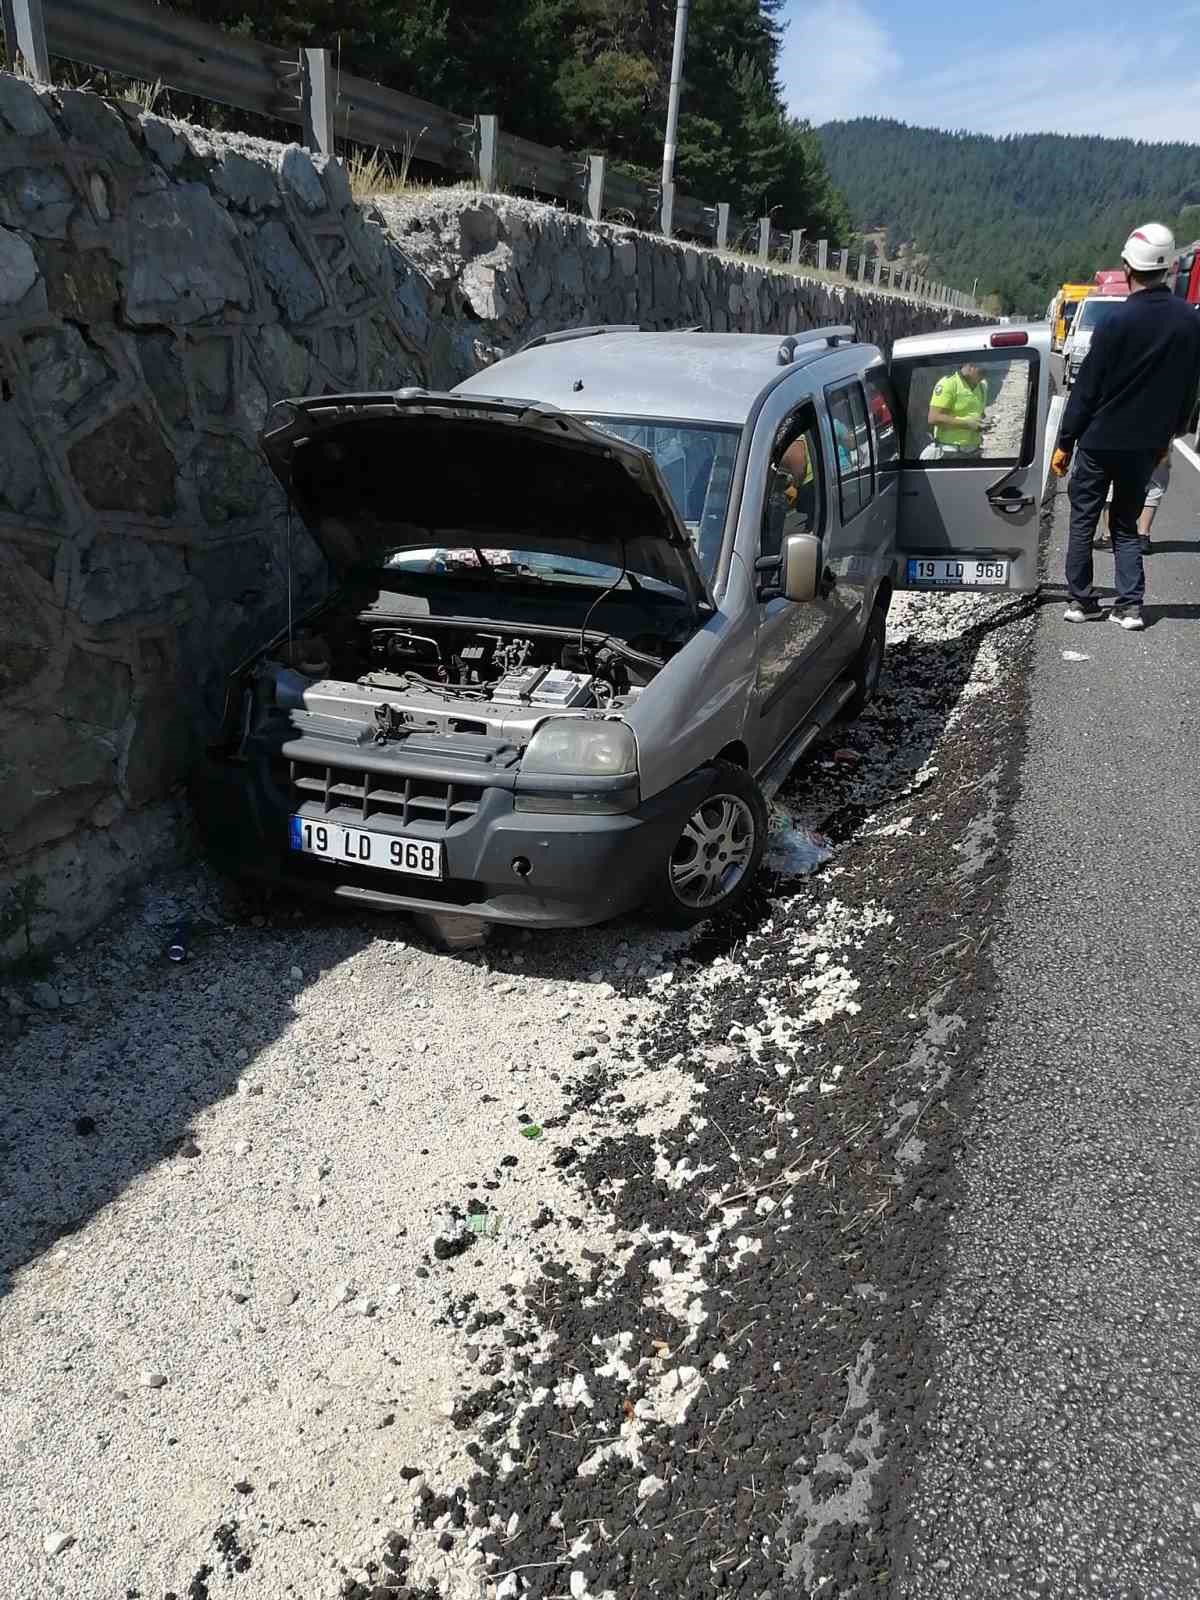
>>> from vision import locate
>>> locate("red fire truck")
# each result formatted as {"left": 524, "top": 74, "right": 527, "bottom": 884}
{"left": 1173, "top": 241, "right": 1200, "bottom": 305}
{"left": 1092, "top": 268, "right": 1130, "bottom": 296}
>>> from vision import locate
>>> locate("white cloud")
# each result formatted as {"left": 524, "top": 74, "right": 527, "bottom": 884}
{"left": 777, "top": 0, "right": 900, "bottom": 126}
{"left": 779, "top": 2, "right": 1200, "bottom": 141}
{"left": 888, "top": 35, "right": 1200, "bottom": 141}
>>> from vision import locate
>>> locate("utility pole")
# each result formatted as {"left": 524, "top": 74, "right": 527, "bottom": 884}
{"left": 660, "top": 0, "right": 690, "bottom": 203}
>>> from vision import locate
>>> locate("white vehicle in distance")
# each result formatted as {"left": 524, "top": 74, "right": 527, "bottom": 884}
{"left": 1062, "top": 295, "right": 1128, "bottom": 388}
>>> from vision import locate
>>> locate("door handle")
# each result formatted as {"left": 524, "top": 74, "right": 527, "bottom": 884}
{"left": 987, "top": 486, "right": 1034, "bottom": 514}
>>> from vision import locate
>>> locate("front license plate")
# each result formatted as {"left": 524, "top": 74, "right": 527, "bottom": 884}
{"left": 907, "top": 557, "right": 1009, "bottom": 587}
{"left": 288, "top": 816, "right": 444, "bottom": 879}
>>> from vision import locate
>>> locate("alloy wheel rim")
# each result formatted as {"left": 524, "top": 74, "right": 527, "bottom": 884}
{"left": 669, "top": 794, "right": 756, "bottom": 908}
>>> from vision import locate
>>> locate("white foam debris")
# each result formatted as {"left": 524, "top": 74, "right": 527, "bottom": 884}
{"left": 592, "top": 1331, "right": 636, "bottom": 1381}
{"left": 644, "top": 1363, "right": 704, "bottom": 1425}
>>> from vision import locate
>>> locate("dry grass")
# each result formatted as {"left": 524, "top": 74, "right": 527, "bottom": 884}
{"left": 347, "top": 147, "right": 406, "bottom": 201}
{"left": 346, "top": 120, "right": 431, "bottom": 200}
{"left": 123, "top": 77, "right": 164, "bottom": 113}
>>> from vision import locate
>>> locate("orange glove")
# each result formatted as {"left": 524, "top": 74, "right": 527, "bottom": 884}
{"left": 1050, "top": 447, "right": 1072, "bottom": 478}
{"left": 784, "top": 481, "right": 798, "bottom": 507}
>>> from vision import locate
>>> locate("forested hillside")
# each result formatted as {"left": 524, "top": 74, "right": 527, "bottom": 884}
{"left": 167, "top": 0, "right": 850, "bottom": 241}
{"left": 819, "top": 118, "right": 1200, "bottom": 312}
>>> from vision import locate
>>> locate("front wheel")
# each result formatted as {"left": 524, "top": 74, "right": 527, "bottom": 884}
{"left": 651, "top": 760, "right": 768, "bottom": 928}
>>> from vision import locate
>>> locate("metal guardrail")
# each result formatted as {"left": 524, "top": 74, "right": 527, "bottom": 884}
{"left": 1, "top": 0, "right": 978, "bottom": 309}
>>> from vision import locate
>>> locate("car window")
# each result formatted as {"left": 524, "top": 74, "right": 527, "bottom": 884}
{"left": 864, "top": 369, "right": 900, "bottom": 469}
{"left": 1076, "top": 300, "right": 1123, "bottom": 332}
{"left": 847, "top": 382, "right": 874, "bottom": 505}
{"left": 761, "top": 404, "right": 824, "bottom": 568}
{"left": 892, "top": 350, "right": 1035, "bottom": 466}
{"left": 582, "top": 417, "right": 740, "bottom": 581}
{"left": 826, "top": 384, "right": 868, "bottom": 521}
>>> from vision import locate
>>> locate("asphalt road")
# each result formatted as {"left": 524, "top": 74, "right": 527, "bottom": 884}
{"left": 899, "top": 445, "right": 1200, "bottom": 1598}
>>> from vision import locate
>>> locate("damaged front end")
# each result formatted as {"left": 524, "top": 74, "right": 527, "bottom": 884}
{"left": 193, "top": 390, "right": 713, "bottom": 927}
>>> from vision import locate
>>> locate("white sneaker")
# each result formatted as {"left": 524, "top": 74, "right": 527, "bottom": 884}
{"left": 1109, "top": 604, "right": 1145, "bottom": 631}
{"left": 1063, "top": 600, "right": 1101, "bottom": 623}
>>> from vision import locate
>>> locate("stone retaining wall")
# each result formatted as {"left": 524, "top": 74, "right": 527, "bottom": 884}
{"left": 0, "top": 72, "right": 980, "bottom": 956}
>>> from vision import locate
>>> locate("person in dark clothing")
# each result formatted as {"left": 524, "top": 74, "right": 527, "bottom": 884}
{"left": 1051, "top": 222, "right": 1200, "bottom": 631}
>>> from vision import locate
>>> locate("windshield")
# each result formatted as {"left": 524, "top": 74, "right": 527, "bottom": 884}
{"left": 372, "top": 414, "right": 738, "bottom": 595}
{"left": 582, "top": 417, "right": 740, "bottom": 580}
{"left": 1075, "top": 299, "right": 1123, "bottom": 332}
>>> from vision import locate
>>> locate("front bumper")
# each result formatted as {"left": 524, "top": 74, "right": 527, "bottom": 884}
{"left": 192, "top": 751, "right": 708, "bottom": 929}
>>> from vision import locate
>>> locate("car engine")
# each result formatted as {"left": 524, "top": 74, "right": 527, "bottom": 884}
{"left": 362, "top": 625, "right": 610, "bottom": 707}
{"left": 244, "top": 616, "right": 670, "bottom": 752}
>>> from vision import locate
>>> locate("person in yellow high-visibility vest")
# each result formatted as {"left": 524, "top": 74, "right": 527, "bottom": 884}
{"left": 926, "top": 361, "right": 989, "bottom": 457}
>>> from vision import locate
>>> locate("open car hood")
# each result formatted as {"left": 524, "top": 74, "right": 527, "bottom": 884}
{"left": 259, "top": 390, "right": 713, "bottom": 608}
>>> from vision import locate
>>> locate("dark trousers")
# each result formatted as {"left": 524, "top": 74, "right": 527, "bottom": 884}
{"left": 1066, "top": 448, "right": 1158, "bottom": 607}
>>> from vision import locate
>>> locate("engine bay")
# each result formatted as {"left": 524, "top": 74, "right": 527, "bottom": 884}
{"left": 290, "top": 610, "right": 668, "bottom": 703}
{"left": 241, "top": 609, "right": 675, "bottom": 753}
{"left": 359, "top": 619, "right": 651, "bottom": 710}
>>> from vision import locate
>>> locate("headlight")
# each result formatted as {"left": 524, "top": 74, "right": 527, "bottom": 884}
{"left": 515, "top": 718, "right": 639, "bottom": 814}
{"left": 522, "top": 717, "right": 636, "bottom": 775}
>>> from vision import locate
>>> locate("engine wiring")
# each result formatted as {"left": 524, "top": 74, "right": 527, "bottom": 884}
{"left": 578, "top": 537, "right": 628, "bottom": 670}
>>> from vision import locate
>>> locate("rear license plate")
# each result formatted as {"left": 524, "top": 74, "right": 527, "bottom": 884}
{"left": 288, "top": 816, "right": 444, "bottom": 879}
{"left": 907, "top": 557, "right": 1008, "bottom": 587}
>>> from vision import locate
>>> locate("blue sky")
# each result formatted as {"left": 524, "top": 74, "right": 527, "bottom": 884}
{"left": 778, "top": 0, "right": 1200, "bottom": 141}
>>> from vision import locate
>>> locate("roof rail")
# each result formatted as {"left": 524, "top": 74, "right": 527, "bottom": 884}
{"left": 776, "top": 326, "right": 856, "bottom": 364}
{"left": 517, "top": 323, "right": 640, "bottom": 355}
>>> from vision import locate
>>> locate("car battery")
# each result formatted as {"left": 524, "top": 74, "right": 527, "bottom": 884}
{"left": 529, "top": 670, "right": 596, "bottom": 708}
{"left": 491, "top": 665, "right": 550, "bottom": 703}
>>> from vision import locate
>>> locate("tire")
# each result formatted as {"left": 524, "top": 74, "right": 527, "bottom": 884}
{"left": 842, "top": 600, "right": 887, "bottom": 720}
{"left": 651, "top": 760, "right": 768, "bottom": 928}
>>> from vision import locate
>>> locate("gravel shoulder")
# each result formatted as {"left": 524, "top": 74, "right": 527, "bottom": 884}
{"left": 2, "top": 580, "right": 1037, "bottom": 1600}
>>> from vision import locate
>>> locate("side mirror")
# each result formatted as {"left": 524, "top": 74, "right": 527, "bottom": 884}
{"left": 781, "top": 531, "right": 821, "bottom": 603}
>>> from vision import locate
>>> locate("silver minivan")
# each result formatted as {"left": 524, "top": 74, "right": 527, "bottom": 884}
{"left": 195, "top": 322, "right": 1050, "bottom": 928}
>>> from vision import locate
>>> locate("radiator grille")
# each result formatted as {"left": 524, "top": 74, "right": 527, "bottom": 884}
{"left": 277, "top": 758, "right": 483, "bottom": 834}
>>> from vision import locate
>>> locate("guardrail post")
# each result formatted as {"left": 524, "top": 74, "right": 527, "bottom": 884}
{"left": 858, "top": 253, "right": 868, "bottom": 283}
{"left": 757, "top": 217, "right": 770, "bottom": 262}
{"left": 299, "top": 47, "right": 334, "bottom": 158}
{"left": 873, "top": 257, "right": 883, "bottom": 288}
{"left": 837, "top": 248, "right": 848, "bottom": 276}
{"left": 474, "top": 114, "right": 499, "bottom": 191}
{"left": 661, "top": 181, "right": 675, "bottom": 238}
{"left": 2, "top": 0, "right": 50, "bottom": 81}
{"left": 587, "top": 155, "right": 606, "bottom": 223}
{"left": 716, "top": 202, "right": 730, "bottom": 251}
{"left": 789, "top": 228, "right": 804, "bottom": 266}
{"left": 817, "top": 238, "right": 828, "bottom": 271}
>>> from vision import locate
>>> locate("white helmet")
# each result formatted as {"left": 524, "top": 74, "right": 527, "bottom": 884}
{"left": 1121, "top": 222, "right": 1175, "bottom": 273}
